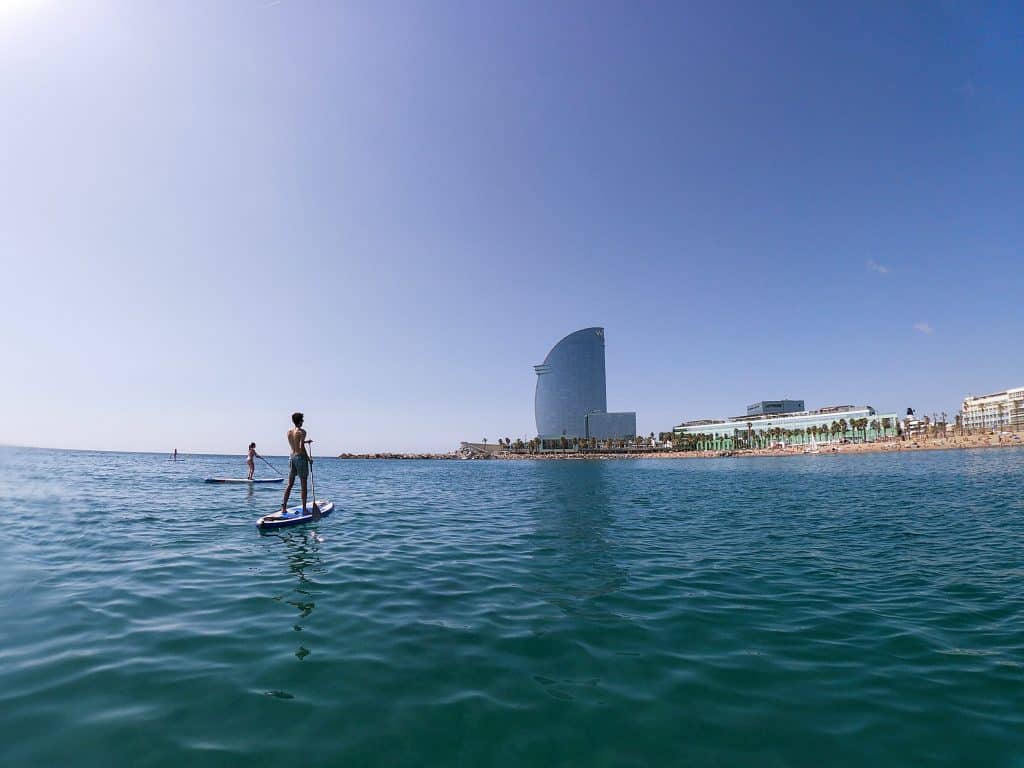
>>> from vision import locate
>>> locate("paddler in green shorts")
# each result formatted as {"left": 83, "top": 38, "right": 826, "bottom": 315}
{"left": 280, "top": 412, "right": 312, "bottom": 515}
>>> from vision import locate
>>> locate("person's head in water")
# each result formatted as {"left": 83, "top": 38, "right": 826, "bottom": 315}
{"left": 292, "top": 412, "right": 304, "bottom": 427}
{"left": 249, "top": 442, "right": 256, "bottom": 451}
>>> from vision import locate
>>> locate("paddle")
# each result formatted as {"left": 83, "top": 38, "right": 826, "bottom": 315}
{"left": 305, "top": 440, "right": 321, "bottom": 520}
{"left": 258, "top": 454, "right": 284, "bottom": 477}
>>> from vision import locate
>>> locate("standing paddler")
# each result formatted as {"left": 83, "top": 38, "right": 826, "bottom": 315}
{"left": 280, "top": 412, "right": 313, "bottom": 516}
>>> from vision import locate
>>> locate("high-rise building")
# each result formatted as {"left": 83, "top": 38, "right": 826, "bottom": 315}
{"left": 961, "top": 387, "right": 1024, "bottom": 431}
{"left": 534, "top": 327, "right": 636, "bottom": 439}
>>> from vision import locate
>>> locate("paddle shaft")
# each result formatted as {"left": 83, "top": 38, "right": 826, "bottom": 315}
{"left": 258, "top": 455, "right": 284, "bottom": 476}
{"left": 306, "top": 440, "right": 321, "bottom": 519}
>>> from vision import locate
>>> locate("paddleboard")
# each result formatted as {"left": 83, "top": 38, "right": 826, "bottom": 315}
{"left": 205, "top": 477, "right": 284, "bottom": 484}
{"left": 257, "top": 500, "right": 334, "bottom": 530}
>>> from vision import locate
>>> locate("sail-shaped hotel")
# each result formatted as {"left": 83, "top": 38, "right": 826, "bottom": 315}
{"left": 534, "top": 327, "right": 636, "bottom": 440}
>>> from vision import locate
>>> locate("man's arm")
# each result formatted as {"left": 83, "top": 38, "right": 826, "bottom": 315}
{"left": 299, "top": 429, "right": 309, "bottom": 459}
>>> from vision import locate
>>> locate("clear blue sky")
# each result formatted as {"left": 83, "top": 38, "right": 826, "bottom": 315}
{"left": 2, "top": 1, "right": 1022, "bottom": 454}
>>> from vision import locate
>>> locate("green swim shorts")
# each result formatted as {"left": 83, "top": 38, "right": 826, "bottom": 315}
{"left": 288, "top": 453, "right": 309, "bottom": 479}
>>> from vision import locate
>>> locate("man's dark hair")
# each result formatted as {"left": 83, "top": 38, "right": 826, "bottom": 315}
{"left": 292, "top": 412, "right": 304, "bottom": 426}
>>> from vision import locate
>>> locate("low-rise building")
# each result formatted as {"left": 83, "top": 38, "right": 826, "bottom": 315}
{"left": 961, "top": 387, "right": 1024, "bottom": 432}
{"left": 902, "top": 413, "right": 930, "bottom": 439}
{"left": 585, "top": 411, "right": 637, "bottom": 440}
{"left": 673, "top": 402, "right": 899, "bottom": 450}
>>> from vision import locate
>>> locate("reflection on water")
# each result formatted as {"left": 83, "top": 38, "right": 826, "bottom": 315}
{"left": 527, "top": 461, "right": 628, "bottom": 617}
{"left": 269, "top": 529, "right": 323, "bottom": 661}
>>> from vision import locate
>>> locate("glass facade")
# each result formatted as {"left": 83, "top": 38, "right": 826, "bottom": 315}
{"left": 534, "top": 328, "right": 608, "bottom": 438}
{"left": 585, "top": 411, "right": 637, "bottom": 440}
{"left": 747, "top": 400, "right": 804, "bottom": 416}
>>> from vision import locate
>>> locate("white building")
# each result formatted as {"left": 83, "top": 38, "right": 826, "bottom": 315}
{"left": 674, "top": 404, "right": 899, "bottom": 448}
{"left": 961, "top": 387, "right": 1024, "bottom": 432}
{"left": 902, "top": 414, "right": 930, "bottom": 438}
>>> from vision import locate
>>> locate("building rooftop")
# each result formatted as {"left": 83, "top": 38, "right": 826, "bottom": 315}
{"left": 746, "top": 399, "right": 805, "bottom": 417}
{"left": 724, "top": 405, "right": 864, "bottom": 423}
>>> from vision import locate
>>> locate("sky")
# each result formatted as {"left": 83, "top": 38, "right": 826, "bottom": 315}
{"left": 1, "top": 0, "right": 1022, "bottom": 455}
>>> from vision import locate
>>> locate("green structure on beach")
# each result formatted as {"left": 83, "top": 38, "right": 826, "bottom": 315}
{"left": 674, "top": 402, "right": 900, "bottom": 451}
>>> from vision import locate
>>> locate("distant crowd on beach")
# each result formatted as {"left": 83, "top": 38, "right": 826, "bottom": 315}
{"left": 492, "top": 431, "right": 1024, "bottom": 460}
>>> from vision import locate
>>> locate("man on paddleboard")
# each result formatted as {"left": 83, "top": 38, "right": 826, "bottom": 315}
{"left": 280, "top": 412, "right": 312, "bottom": 514}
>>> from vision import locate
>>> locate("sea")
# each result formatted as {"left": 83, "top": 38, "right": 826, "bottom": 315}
{"left": 1, "top": 446, "right": 1022, "bottom": 767}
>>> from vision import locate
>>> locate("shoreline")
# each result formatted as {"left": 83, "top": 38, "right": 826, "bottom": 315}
{"left": 339, "top": 434, "right": 1024, "bottom": 461}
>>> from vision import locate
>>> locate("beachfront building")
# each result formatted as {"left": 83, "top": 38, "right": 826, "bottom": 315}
{"left": 534, "top": 327, "right": 636, "bottom": 440}
{"left": 902, "top": 413, "right": 930, "bottom": 439}
{"left": 673, "top": 403, "right": 899, "bottom": 451}
{"left": 961, "top": 387, "right": 1024, "bottom": 432}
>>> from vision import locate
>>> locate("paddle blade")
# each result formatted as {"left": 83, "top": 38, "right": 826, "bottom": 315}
{"left": 312, "top": 502, "right": 321, "bottom": 520}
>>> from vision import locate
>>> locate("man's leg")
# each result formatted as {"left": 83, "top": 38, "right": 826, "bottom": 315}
{"left": 282, "top": 471, "right": 295, "bottom": 511}
{"left": 299, "top": 474, "right": 308, "bottom": 514}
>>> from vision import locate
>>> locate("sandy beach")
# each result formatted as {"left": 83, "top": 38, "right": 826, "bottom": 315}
{"left": 334, "top": 433, "right": 1024, "bottom": 461}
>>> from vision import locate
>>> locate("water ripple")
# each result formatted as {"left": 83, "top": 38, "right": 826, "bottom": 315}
{"left": 2, "top": 447, "right": 1023, "bottom": 766}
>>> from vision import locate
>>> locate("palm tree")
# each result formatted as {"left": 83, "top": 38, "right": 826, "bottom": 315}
{"left": 881, "top": 417, "right": 892, "bottom": 438}
{"left": 870, "top": 420, "right": 880, "bottom": 441}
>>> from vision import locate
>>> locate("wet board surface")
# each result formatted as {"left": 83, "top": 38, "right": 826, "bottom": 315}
{"left": 204, "top": 477, "right": 284, "bottom": 484}
{"left": 257, "top": 500, "right": 334, "bottom": 530}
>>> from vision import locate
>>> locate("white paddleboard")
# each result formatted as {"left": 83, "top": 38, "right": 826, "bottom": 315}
{"left": 257, "top": 500, "right": 334, "bottom": 530}
{"left": 205, "top": 477, "right": 284, "bottom": 484}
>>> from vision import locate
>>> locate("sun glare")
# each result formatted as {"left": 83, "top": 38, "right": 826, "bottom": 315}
{"left": 0, "top": 0, "right": 47, "bottom": 26}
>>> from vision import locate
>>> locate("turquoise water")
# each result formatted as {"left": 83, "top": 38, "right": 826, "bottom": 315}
{"left": 2, "top": 447, "right": 1022, "bottom": 767}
